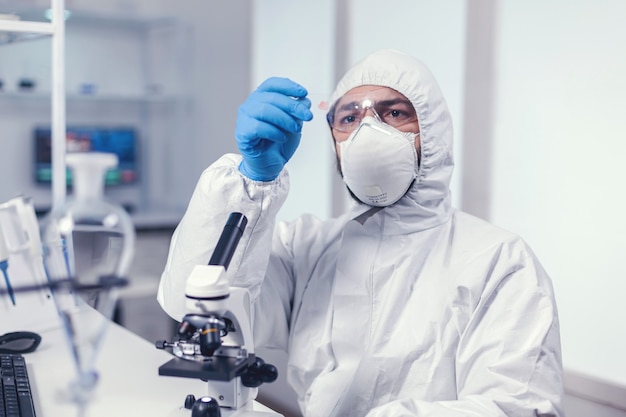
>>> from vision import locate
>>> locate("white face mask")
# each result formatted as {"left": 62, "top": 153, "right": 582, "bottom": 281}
{"left": 338, "top": 116, "right": 419, "bottom": 207}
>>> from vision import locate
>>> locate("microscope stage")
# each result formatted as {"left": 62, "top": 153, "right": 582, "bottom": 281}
{"left": 159, "top": 354, "right": 256, "bottom": 382}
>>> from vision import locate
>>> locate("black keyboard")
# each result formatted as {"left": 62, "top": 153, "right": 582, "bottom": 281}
{"left": 0, "top": 354, "right": 36, "bottom": 417}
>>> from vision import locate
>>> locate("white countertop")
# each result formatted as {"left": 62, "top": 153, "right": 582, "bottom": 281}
{"left": 3, "top": 296, "right": 279, "bottom": 417}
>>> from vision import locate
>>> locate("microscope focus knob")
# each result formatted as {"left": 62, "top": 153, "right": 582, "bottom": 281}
{"left": 260, "top": 363, "right": 278, "bottom": 383}
{"left": 184, "top": 394, "right": 196, "bottom": 410}
{"left": 191, "top": 396, "right": 221, "bottom": 417}
{"left": 241, "top": 357, "right": 278, "bottom": 387}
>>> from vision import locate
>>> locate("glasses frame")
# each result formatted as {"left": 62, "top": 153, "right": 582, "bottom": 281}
{"left": 326, "top": 97, "right": 418, "bottom": 134}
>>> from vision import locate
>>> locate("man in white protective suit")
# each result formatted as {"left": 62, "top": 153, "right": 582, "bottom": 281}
{"left": 157, "top": 49, "right": 565, "bottom": 417}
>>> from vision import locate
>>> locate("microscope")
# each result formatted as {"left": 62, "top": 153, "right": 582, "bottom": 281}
{"left": 156, "top": 213, "right": 281, "bottom": 417}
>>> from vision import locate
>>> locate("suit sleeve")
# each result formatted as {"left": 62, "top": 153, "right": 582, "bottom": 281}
{"left": 156, "top": 153, "right": 290, "bottom": 321}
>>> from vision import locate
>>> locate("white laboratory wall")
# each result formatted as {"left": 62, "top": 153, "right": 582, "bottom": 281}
{"left": 168, "top": 0, "right": 253, "bottom": 183}
{"left": 491, "top": 0, "right": 626, "bottom": 386}
{"left": 251, "top": 1, "right": 337, "bottom": 223}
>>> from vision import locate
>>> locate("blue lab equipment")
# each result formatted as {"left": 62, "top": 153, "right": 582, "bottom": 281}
{"left": 0, "top": 225, "right": 15, "bottom": 305}
{"left": 0, "top": 259, "right": 14, "bottom": 305}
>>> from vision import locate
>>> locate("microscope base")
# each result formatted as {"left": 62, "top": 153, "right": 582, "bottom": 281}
{"left": 167, "top": 407, "right": 282, "bottom": 417}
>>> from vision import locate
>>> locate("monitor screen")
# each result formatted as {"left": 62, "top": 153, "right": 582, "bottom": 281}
{"left": 34, "top": 126, "right": 139, "bottom": 186}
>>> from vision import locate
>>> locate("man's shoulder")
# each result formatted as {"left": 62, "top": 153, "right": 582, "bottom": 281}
{"left": 450, "top": 209, "right": 527, "bottom": 250}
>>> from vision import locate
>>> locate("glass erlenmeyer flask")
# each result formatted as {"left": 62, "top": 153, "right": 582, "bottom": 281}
{"left": 40, "top": 152, "right": 135, "bottom": 413}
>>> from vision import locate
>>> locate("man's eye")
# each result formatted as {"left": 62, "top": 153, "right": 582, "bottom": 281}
{"left": 381, "top": 110, "right": 398, "bottom": 120}
{"left": 385, "top": 109, "right": 410, "bottom": 121}
{"left": 340, "top": 115, "right": 357, "bottom": 124}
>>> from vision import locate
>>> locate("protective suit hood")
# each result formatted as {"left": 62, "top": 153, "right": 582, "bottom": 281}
{"left": 329, "top": 49, "right": 454, "bottom": 231}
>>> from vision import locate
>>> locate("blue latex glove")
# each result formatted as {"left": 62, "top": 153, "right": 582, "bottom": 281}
{"left": 236, "top": 77, "right": 313, "bottom": 181}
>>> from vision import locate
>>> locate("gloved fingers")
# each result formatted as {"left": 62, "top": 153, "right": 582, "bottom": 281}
{"left": 251, "top": 79, "right": 314, "bottom": 122}
{"left": 239, "top": 95, "right": 311, "bottom": 134}
{"left": 256, "top": 77, "right": 309, "bottom": 99}
{"left": 248, "top": 90, "right": 312, "bottom": 122}
{"left": 290, "top": 96, "right": 313, "bottom": 121}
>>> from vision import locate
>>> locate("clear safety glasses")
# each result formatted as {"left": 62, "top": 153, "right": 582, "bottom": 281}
{"left": 326, "top": 97, "right": 418, "bottom": 133}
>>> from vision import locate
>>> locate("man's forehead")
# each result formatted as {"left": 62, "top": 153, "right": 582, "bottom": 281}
{"left": 338, "top": 85, "right": 408, "bottom": 104}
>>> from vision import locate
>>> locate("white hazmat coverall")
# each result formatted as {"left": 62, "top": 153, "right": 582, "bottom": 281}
{"left": 158, "top": 49, "right": 564, "bottom": 417}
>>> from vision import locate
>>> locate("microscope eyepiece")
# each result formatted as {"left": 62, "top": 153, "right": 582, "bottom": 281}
{"left": 208, "top": 212, "right": 248, "bottom": 270}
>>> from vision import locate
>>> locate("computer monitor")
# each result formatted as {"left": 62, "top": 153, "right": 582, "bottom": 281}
{"left": 34, "top": 126, "right": 139, "bottom": 186}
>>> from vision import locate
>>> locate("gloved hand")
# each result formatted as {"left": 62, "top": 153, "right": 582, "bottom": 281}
{"left": 236, "top": 77, "right": 313, "bottom": 181}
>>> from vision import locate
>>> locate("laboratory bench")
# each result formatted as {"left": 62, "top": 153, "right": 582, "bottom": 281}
{"left": 2, "top": 295, "right": 280, "bottom": 417}
{"left": 20, "top": 311, "right": 278, "bottom": 416}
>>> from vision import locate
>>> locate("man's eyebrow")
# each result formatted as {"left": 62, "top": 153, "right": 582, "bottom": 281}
{"left": 336, "top": 101, "right": 360, "bottom": 112}
{"left": 377, "top": 98, "right": 412, "bottom": 107}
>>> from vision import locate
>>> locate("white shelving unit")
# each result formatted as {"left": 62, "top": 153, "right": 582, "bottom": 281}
{"left": 0, "top": 0, "right": 67, "bottom": 210}
{"left": 0, "top": 4, "right": 192, "bottom": 228}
